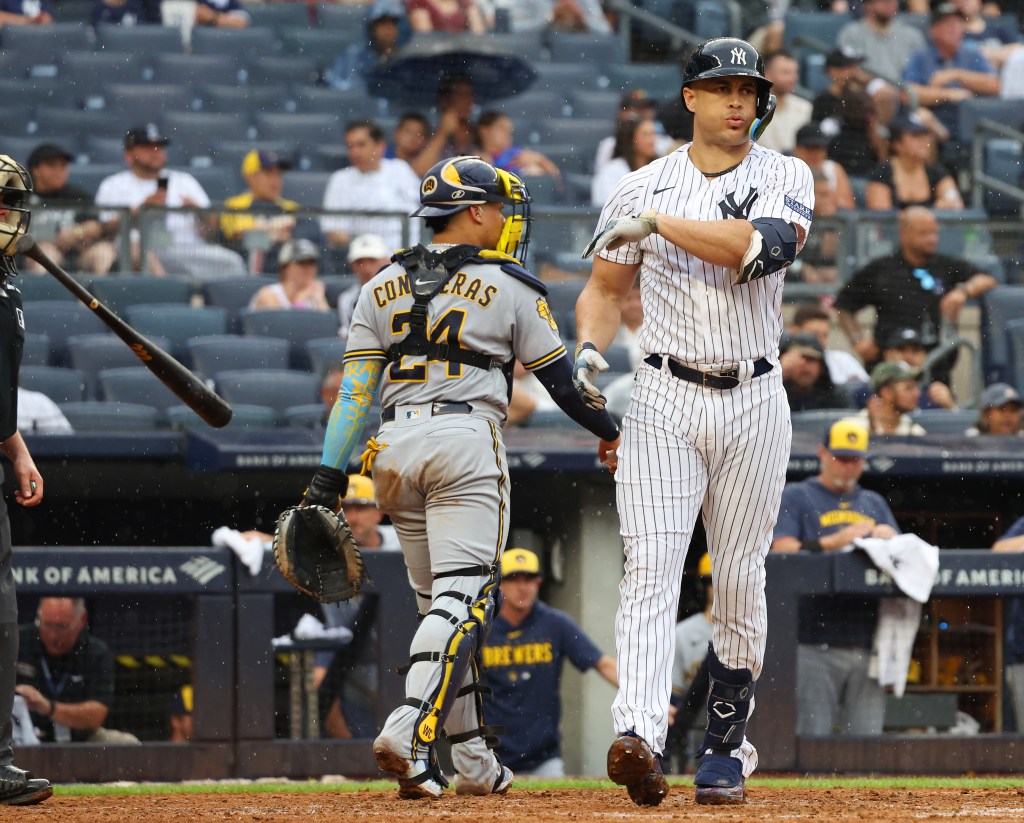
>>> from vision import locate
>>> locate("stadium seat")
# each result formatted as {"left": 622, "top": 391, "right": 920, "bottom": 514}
{"left": 983, "top": 141, "right": 1023, "bottom": 216}
{"left": 278, "top": 27, "right": 363, "bottom": 71}
{"left": 281, "top": 171, "right": 333, "bottom": 207}
{"left": 98, "top": 366, "right": 185, "bottom": 411}
{"left": 24, "top": 301, "right": 108, "bottom": 365}
{"left": 909, "top": 409, "right": 977, "bottom": 435}
{"left": 201, "top": 276, "right": 276, "bottom": 330}
{"left": 122, "top": 305, "right": 230, "bottom": 361}
{"left": 1008, "top": 318, "right": 1024, "bottom": 393}
{"left": 186, "top": 334, "right": 291, "bottom": 375}
{"left": 0, "top": 79, "right": 75, "bottom": 111}
{"left": 0, "top": 23, "right": 93, "bottom": 66}
{"left": 59, "top": 400, "right": 162, "bottom": 432}
{"left": 519, "top": 173, "right": 566, "bottom": 206}
{"left": 283, "top": 402, "right": 327, "bottom": 429}
{"left": 292, "top": 87, "right": 379, "bottom": 117}
{"left": 66, "top": 164, "right": 124, "bottom": 198}
{"left": 782, "top": 11, "right": 852, "bottom": 56}
{"left": 103, "top": 83, "right": 195, "bottom": 124}
{"left": 545, "top": 31, "right": 627, "bottom": 64}
{"left": 316, "top": 4, "right": 370, "bottom": 29}
{"left": 958, "top": 99, "right": 1024, "bottom": 145}
{"left": 569, "top": 90, "right": 621, "bottom": 121}
{"left": 160, "top": 112, "right": 251, "bottom": 159}
{"left": 305, "top": 337, "right": 347, "bottom": 376}
{"left": 67, "top": 332, "right": 173, "bottom": 399}
{"left": 484, "top": 31, "right": 547, "bottom": 63}
{"left": 602, "top": 344, "right": 633, "bottom": 373}
{"left": 17, "top": 275, "right": 82, "bottom": 302}
{"left": 214, "top": 368, "right": 321, "bottom": 416}
{"left": 34, "top": 108, "right": 121, "bottom": 144}
{"left": 532, "top": 62, "right": 601, "bottom": 94}
{"left": 320, "top": 274, "right": 358, "bottom": 307}
{"left": 255, "top": 113, "right": 344, "bottom": 147}
{"left": 246, "top": 56, "right": 319, "bottom": 87}
{"left": 238, "top": 308, "right": 341, "bottom": 369}
{"left": 492, "top": 89, "right": 569, "bottom": 123}
{"left": 22, "top": 333, "right": 52, "bottom": 367}
{"left": 151, "top": 53, "right": 243, "bottom": 87}
{"left": 80, "top": 135, "right": 128, "bottom": 164}
{"left": 980, "top": 286, "right": 1024, "bottom": 384}
{"left": 533, "top": 117, "right": 607, "bottom": 151}
{"left": 88, "top": 276, "right": 194, "bottom": 316}
{"left": 20, "top": 365, "right": 87, "bottom": 404}
{"left": 59, "top": 51, "right": 146, "bottom": 105}
{"left": 790, "top": 408, "right": 857, "bottom": 433}
{"left": 199, "top": 84, "right": 293, "bottom": 116}
{"left": 166, "top": 402, "right": 278, "bottom": 430}
{"left": 245, "top": 3, "right": 312, "bottom": 27}
{"left": 530, "top": 142, "right": 593, "bottom": 175}
{"left": 190, "top": 27, "right": 280, "bottom": 60}
{"left": 693, "top": 0, "right": 729, "bottom": 38}
{"left": 94, "top": 24, "right": 183, "bottom": 55}
{"left": 525, "top": 409, "right": 580, "bottom": 429}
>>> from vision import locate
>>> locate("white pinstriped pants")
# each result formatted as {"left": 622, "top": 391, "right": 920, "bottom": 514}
{"left": 611, "top": 359, "right": 791, "bottom": 775}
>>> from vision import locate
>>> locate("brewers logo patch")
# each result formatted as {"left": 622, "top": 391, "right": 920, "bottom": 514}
{"left": 536, "top": 298, "right": 557, "bottom": 331}
{"left": 421, "top": 176, "right": 437, "bottom": 196}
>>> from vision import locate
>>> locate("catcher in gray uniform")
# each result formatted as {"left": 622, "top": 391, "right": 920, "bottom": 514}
{"left": 297, "top": 156, "right": 620, "bottom": 800}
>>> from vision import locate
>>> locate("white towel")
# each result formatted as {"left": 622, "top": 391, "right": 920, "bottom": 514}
{"left": 853, "top": 534, "right": 939, "bottom": 603}
{"left": 271, "top": 614, "right": 354, "bottom": 648}
{"left": 211, "top": 526, "right": 266, "bottom": 577}
{"left": 10, "top": 694, "right": 39, "bottom": 747}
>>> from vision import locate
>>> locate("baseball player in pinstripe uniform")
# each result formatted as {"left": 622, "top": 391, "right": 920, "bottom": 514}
{"left": 574, "top": 38, "right": 814, "bottom": 806}
{"left": 300, "top": 156, "right": 619, "bottom": 800}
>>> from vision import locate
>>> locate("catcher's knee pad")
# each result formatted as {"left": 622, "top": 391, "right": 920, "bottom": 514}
{"left": 404, "top": 571, "right": 499, "bottom": 752}
{"left": 699, "top": 645, "right": 755, "bottom": 756}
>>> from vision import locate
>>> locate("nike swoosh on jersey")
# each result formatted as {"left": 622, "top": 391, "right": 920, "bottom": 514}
{"left": 653, "top": 186, "right": 673, "bottom": 195}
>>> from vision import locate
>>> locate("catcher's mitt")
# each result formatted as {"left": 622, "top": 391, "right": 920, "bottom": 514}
{"left": 273, "top": 504, "right": 365, "bottom": 603}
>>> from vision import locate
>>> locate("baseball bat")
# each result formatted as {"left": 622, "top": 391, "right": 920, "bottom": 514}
{"left": 15, "top": 234, "right": 233, "bottom": 429}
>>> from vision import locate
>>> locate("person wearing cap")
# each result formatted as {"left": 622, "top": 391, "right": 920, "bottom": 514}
{"left": 321, "top": 119, "right": 420, "bottom": 253}
{"left": 780, "top": 332, "right": 852, "bottom": 412}
{"left": 902, "top": 3, "right": 999, "bottom": 141}
{"left": 24, "top": 142, "right": 116, "bottom": 276}
{"left": 249, "top": 238, "right": 330, "bottom": 311}
{"left": 772, "top": 419, "right": 900, "bottom": 736}
{"left": 967, "top": 383, "right": 1024, "bottom": 436}
{"left": 167, "top": 685, "right": 193, "bottom": 743}
{"left": 858, "top": 360, "right": 927, "bottom": 435}
{"left": 325, "top": 1, "right": 408, "bottom": 93}
{"left": 879, "top": 327, "right": 957, "bottom": 411}
{"left": 220, "top": 150, "right": 299, "bottom": 275}
{"left": 194, "top": 0, "right": 249, "bottom": 28}
{"left": 835, "top": 206, "right": 996, "bottom": 381}
{"left": 865, "top": 113, "right": 963, "bottom": 211}
{"left": 594, "top": 89, "right": 672, "bottom": 173}
{"left": 337, "top": 233, "right": 391, "bottom": 341}
{"left": 811, "top": 49, "right": 885, "bottom": 178}
{"left": 789, "top": 302, "right": 867, "bottom": 386}
{"left": 590, "top": 114, "right": 660, "bottom": 206}
{"left": 95, "top": 123, "right": 246, "bottom": 276}
{"left": 755, "top": 51, "right": 812, "bottom": 155}
{"left": 480, "top": 548, "right": 616, "bottom": 777}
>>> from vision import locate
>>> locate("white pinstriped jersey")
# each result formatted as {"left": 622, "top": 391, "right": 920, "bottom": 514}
{"left": 595, "top": 143, "right": 814, "bottom": 368}
{"left": 344, "top": 245, "right": 566, "bottom": 417}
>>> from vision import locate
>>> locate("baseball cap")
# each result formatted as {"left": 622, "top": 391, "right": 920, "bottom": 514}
{"left": 795, "top": 122, "right": 829, "bottom": 148}
{"left": 241, "top": 149, "right": 291, "bottom": 177}
{"left": 697, "top": 553, "right": 712, "bottom": 578}
{"left": 347, "top": 233, "right": 389, "bottom": 263}
{"left": 277, "top": 238, "right": 320, "bottom": 266}
{"left": 168, "top": 685, "right": 193, "bottom": 716}
{"left": 825, "top": 48, "right": 864, "bottom": 69}
{"left": 343, "top": 474, "right": 376, "bottom": 506}
{"left": 781, "top": 332, "right": 824, "bottom": 361}
{"left": 27, "top": 143, "right": 73, "bottom": 168}
{"left": 124, "top": 123, "right": 170, "bottom": 150}
{"left": 980, "top": 382, "right": 1024, "bottom": 410}
{"left": 888, "top": 113, "right": 929, "bottom": 138}
{"left": 501, "top": 548, "right": 540, "bottom": 578}
{"left": 885, "top": 327, "right": 926, "bottom": 351}
{"left": 621, "top": 89, "right": 657, "bottom": 109}
{"left": 870, "top": 360, "right": 921, "bottom": 393}
{"left": 824, "top": 418, "right": 869, "bottom": 457}
{"left": 931, "top": 2, "right": 967, "bottom": 24}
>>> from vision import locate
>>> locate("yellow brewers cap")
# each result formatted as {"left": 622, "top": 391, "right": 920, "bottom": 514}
{"left": 697, "top": 553, "right": 712, "bottom": 577}
{"left": 343, "top": 474, "right": 375, "bottom": 506}
{"left": 824, "top": 418, "right": 869, "bottom": 457}
{"left": 501, "top": 548, "right": 540, "bottom": 577}
{"left": 241, "top": 149, "right": 290, "bottom": 177}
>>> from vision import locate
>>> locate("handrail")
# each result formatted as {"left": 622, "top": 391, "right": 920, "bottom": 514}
{"left": 604, "top": 0, "right": 703, "bottom": 51}
{"left": 922, "top": 335, "right": 984, "bottom": 409}
{"left": 970, "top": 117, "right": 1024, "bottom": 211}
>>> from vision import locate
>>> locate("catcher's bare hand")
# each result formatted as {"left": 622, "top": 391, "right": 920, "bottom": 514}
{"left": 582, "top": 209, "right": 659, "bottom": 259}
{"left": 573, "top": 342, "right": 609, "bottom": 409}
{"left": 599, "top": 434, "right": 620, "bottom": 473}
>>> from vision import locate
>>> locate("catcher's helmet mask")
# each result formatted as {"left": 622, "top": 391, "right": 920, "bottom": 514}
{"left": 413, "top": 156, "right": 532, "bottom": 261}
{"left": 681, "top": 37, "right": 775, "bottom": 123}
{"left": 0, "top": 155, "right": 32, "bottom": 277}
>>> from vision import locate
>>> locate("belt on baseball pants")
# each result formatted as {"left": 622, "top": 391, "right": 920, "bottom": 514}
{"left": 644, "top": 354, "right": 773, "bottom": 390}
{"left": 380, "top": 401, "right": 473, "bottom": 422}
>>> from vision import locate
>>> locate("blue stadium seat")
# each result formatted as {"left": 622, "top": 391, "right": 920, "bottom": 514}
{"left": 983, "top": 142, "right": 1023, "bottom": 216}
{"left": 199, "top": 84, "right": 293, "bottom": 116}
{"left": 190, "top": 26, "right": 280, "bottom": 59}
{"left": 166, "top": 402, "right": 278, "bottom": 430}
{"left": 103, "top": 83, "right": 195, "bottom": 124}
{"left": 602, "top": 344, "right": 633, "bottom": 372}
{"left": 81, "top": 135, "right": 128, "bottom": 165}
{"left": 180, "top": 166, "right": 237, "bottom": 202}
{"left": 67, "top": 332, "right": 173, "bottom": 399}
{"left": 214, "top": 368, "right": 321, "bottom": 416}
{"left": 600, "top": 62, "right": 680, "bottom": 99}
{"left": 122, "top": 305, "right": 230, "bottom": 361}
{"left": 484, "top": 31, "right": 547, "bottom": 63}
{"left": 59, "top": 400, "right": 162, "bottom": 431}
{"left": 305, "top": 337, "right": 347, "bottom": 376}
{"left": 278, "top": 27, "right": 363, "bottom": 70}
{"left": 533, "top": 117, "right": 607, "bottom": 151}
{"left": 492, "top": 89, "right": 569, "bottom": 122}
{"left": 17, "top": 275, "right": 81, "bottom": 302}
{"left": 201, "top": 276, "right": 276, "bottom": 331}
{"left": 530, "top": 142, "right": 593, "bottom": 175}
{"left": 532, "top": 63, "right": 601, "bottom": 94}
{"left": 980, "top": 286, "right": 1024, "bottom": 384}
{"left": 316, "top": 4, "right": 370, "bottom": 29}
{"left": 281, "top": 171, "right": 333, "bottom": 206}
{"left": 255, "top": 113, "right": 344, "bottom": 146}
{"left": 320, "top": 274, "right": 358, "bottom": 307}
{"left": 186, "top": 334, "right": 291, "bottom": 375}
{"left": 65, "top": 164, "right": 124, "bottom": 198}
{"left": 20, "top": 365, "right": 87, "bottom": 404}
{"left": 22, "top": 333, "right": 52, "bottom": 367}
{"left": 693, "top": 0, "right": 729, "bottom": 38}
{"left": 958, "top": 99, "right": 1024, "bottom": 144}
{"left": 292, "top": 87, "right": 379, "bottom": 117}
{"left": 519, "top": 173, "right": 565, "bottom": 206}
{"left": 59, "top": 51, "right": 147, "bottom": 105}
{"left": 95, "top": 24, "right": 183, "bottom": 55}
{"left": 782, "top": 11, "right": 852, "bottom": 56}
{"left": 790, "top": 409, "right": 857, "bottom": 433}
{"left": 245, "top": 4, "right": 313, "bottom": 27}
{"left": 238, "top": 308, "right": 340, "bottom": 369}
{"left": 542, "top": 280, "right": 584, "bottom": 323}
{"left": 151, "top": 53, "right": 243, "bottom": 87}
{"left": 0, "top": 79, "right": 75, "bottom": 111}
{"left": 1008, "top": 318, "right": 1024, "bottom": 393}
{"left": 0, "top": 23, "right": 93, "bottom": 65}
{"left": 246, "top": 56, "right": 319, "bottom": 87}
{"left": 88, "top": 275, "right": 194, "bottom": 316}
{"left": 160, "top": 112, "right": 250, "bottom": 159}
{"left": 569, "top": 90, "right": 621, "bottom": 121}
{"left": 545, "top": 31, "right": 627, "bottom": 64}
{"left": 283, "top": 402, "right": 327, "bottom": 429}
{"left": 34, "top": 108, "right": 121, "bottom": 144}
{"left": 97, "top": 366, "right": 184, "bottom": 411}
{"left": 909, "top": 409, "right": 977, "bottom": 435}
{"left": 23, "top": 301, "right": 108, "bottom": 365}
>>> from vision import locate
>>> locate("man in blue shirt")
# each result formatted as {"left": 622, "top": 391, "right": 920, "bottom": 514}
{"left": 902, "top": 3, "right": 999, "bottom": 141}
{"left": 771, "top": 419, "right": 900, "bottom": 736}
{"left": 481, "top": 548, "right": 616, "bottom": 777}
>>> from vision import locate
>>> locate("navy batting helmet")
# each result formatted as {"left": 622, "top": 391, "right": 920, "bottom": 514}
{"left": 413, "top": 156, "right": 532, "bottom": 260}
{"left": 681, "top": 37, "right": 774, "bottom": 119}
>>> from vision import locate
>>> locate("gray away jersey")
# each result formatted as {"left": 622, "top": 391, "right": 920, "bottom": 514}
{"left": 596, "top": 143, "right": 815, "bottom": 368}
{"left": 344, "top": 245, "right": 566, "bottom": 418}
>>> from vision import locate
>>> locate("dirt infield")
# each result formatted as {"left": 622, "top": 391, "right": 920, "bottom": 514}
{"left": 6, "top": 786, "right": 1024, "bottom": 822}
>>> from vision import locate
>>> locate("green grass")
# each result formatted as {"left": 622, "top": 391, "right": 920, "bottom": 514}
{"left": 51, "top": 775, "right": 1024, "bottom": 797}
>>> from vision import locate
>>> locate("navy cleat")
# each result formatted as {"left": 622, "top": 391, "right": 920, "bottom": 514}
{"left": 694, "top": 752, "right": 745, "bottom": 805}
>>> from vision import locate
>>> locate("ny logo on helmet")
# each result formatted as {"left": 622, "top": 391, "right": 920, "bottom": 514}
{"left": 731, "top": 47, "right": 747, "bottom": 65}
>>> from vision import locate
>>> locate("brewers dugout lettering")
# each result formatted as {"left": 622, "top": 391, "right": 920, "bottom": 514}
{"left": 575, "top": 38, "right": 814, "bottom": 806}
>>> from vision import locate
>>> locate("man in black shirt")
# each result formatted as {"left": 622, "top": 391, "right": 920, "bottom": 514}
{"left": 834, "top": 205, "right": 996, "bottom": 382}
{"left": 812, "top": 49, "right": 884, "bottom": 178}
{"left": 0, "top": 154, "right": 51, "bottom": 806}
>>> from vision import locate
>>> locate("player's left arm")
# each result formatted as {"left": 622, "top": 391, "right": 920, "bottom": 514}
{"left": 594, "top": 654, "right": 618, "bottom": 687}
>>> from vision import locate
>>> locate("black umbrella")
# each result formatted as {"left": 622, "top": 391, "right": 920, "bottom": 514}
{"left": 366, "top": 35, "right": 537, "bottom": 105}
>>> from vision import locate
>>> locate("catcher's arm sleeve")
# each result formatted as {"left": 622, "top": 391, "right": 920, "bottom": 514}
{"left": 533, "top": 353, "right": 619, "bottom": 441}
{"left": 320, "top": 357, "right": 384, "bottom": 469}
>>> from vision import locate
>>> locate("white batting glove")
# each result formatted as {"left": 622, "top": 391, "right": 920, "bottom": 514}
{"left": 582, "top": 209, "right": 659, "bottom": 259}
{"left": 572, "top": 342, "right": 609, "bottom": 409}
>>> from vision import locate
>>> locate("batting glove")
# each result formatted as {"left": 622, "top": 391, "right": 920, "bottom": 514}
{"left": 572, "top": 342, "right": 609, "bottom": 409}
{"left": 582, "top": 209, "right": 659, "bottom": 259}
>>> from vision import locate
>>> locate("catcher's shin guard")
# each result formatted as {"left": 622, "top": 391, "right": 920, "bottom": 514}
{"left": 699, "top": 645, "right": 755, "bottom": 755}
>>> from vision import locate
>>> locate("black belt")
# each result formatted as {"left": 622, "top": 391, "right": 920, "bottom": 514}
{"left": 381, "top": 401, "right": 473, "bottom": 422}
{"left": 644, "top": 354, "right": 773, "bottom": 390}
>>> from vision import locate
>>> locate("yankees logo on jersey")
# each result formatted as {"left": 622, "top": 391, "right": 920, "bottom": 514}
{"left": 718, "top": 188, "right": 759, "bottom": 221}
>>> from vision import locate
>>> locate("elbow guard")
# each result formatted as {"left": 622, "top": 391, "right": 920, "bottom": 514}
{"left": 736, "top": 218, "right": 799, "bottom": 285}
